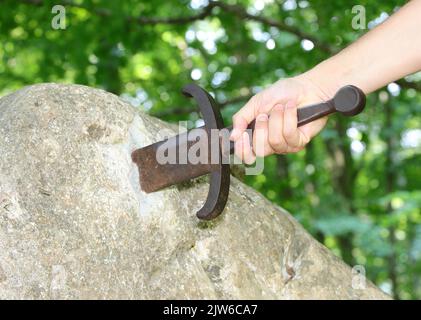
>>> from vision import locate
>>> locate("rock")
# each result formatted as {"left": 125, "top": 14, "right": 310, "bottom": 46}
{"left": 0, "top": 84, "right": 389, "bottom": 299}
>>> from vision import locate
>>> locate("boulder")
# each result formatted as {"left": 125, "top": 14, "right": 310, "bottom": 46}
{"left": 0, "top": 84, "right": 388, "bottom": 299}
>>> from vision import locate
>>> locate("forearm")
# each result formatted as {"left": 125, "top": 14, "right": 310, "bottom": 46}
{"left": 305, "top": 0, "right": 421, "bottom": 95}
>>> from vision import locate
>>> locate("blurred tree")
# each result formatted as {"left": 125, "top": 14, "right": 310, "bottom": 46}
{"left": 0, "top": 0, "right": 420, "bottom": 299}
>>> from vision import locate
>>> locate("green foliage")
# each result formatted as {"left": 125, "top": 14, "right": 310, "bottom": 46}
{"left": 0, "top": 0, "right": 420, "bottom": 299}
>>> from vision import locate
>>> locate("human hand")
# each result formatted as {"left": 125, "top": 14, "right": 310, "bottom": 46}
{"left": 230, "top": 74, "right": 337, "bottom": 164}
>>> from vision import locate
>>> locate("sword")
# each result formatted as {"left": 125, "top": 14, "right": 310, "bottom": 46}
{"left": 131, "top": 84, "right": 366, "bottom": 220}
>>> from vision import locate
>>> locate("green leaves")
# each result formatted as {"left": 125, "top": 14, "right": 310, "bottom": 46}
{"left": 0, "top": 0, "right": 420, "bottom": 299}
{"left": 315, "top": 215, "right": 371, "bottom": 236}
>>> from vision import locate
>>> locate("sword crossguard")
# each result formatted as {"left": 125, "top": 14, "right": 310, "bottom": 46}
{"left": 181, "top": 84, "right": 230, "bottom": 220}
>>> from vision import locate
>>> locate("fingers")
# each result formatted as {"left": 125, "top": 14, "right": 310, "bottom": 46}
{"left": 231, "top": 94, "right": 263, "bottom": 141}
{"left": 253, "top": 113, "right": 274, "bottom": 157}
{"left": 233, "top": 113, "right": 274, "bottom": 163}
{"left": 268, "top": 101, "right": 310, "bottom": 153}
{"left": 233, "top": 98, "right": 316, "bottom": 163}
{"left": 231, "top": 93, "right": 267, "bottom": 164}
{"left": 230, "top": 113, "right": 249, "bottom": 142}
{"left": 234, "top": 131, "right": 256, "bottom": 165}
{"left": 299, "top": 117, "right": 327, "bottom": 143}
{"left": 268, "top": 104, "right": 288, "bottom": 154}
{"left": 282, "top": 100, "right": 304, "bottom": 152}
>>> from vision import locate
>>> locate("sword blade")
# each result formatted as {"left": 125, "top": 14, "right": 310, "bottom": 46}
{"left": 131, "top": 128, "right": 213, "bottom": 193}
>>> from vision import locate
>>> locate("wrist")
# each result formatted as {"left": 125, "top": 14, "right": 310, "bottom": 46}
{"left": 300, "top": 60, "right": 345, "bottom": 100}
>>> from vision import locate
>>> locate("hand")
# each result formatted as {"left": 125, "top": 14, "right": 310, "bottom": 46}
{"left": 230, "top": 74, "right": 336, "bottom": 164}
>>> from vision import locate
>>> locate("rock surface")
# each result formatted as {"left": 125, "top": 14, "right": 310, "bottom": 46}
{"left": 0, "top": 84, "right": 389, "bottom": 299}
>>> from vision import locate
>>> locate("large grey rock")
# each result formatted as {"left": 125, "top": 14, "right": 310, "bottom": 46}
{"left": 0, "top": 84, "right": 388, "bottom": 299}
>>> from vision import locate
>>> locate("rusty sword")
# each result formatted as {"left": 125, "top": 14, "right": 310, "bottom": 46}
{"left": 131, "top": 83, "right": 366, "bottom": 220}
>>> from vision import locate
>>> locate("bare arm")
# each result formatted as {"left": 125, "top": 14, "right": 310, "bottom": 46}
{"left": 231, "top": 0, "right": 421, "bottom": 163}
{"left": 308, "top": 0, "right": 421, "bottom": 95}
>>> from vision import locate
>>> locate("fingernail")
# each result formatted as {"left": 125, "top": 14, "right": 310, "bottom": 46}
{"left": 243, "top": 131, "right": 253, "bottom": 147}
{"left": 256, "top": 113, "right": 268, "bottom": 122}
{"left": 230, "top": 128, "right": 240, "bottom": 140}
